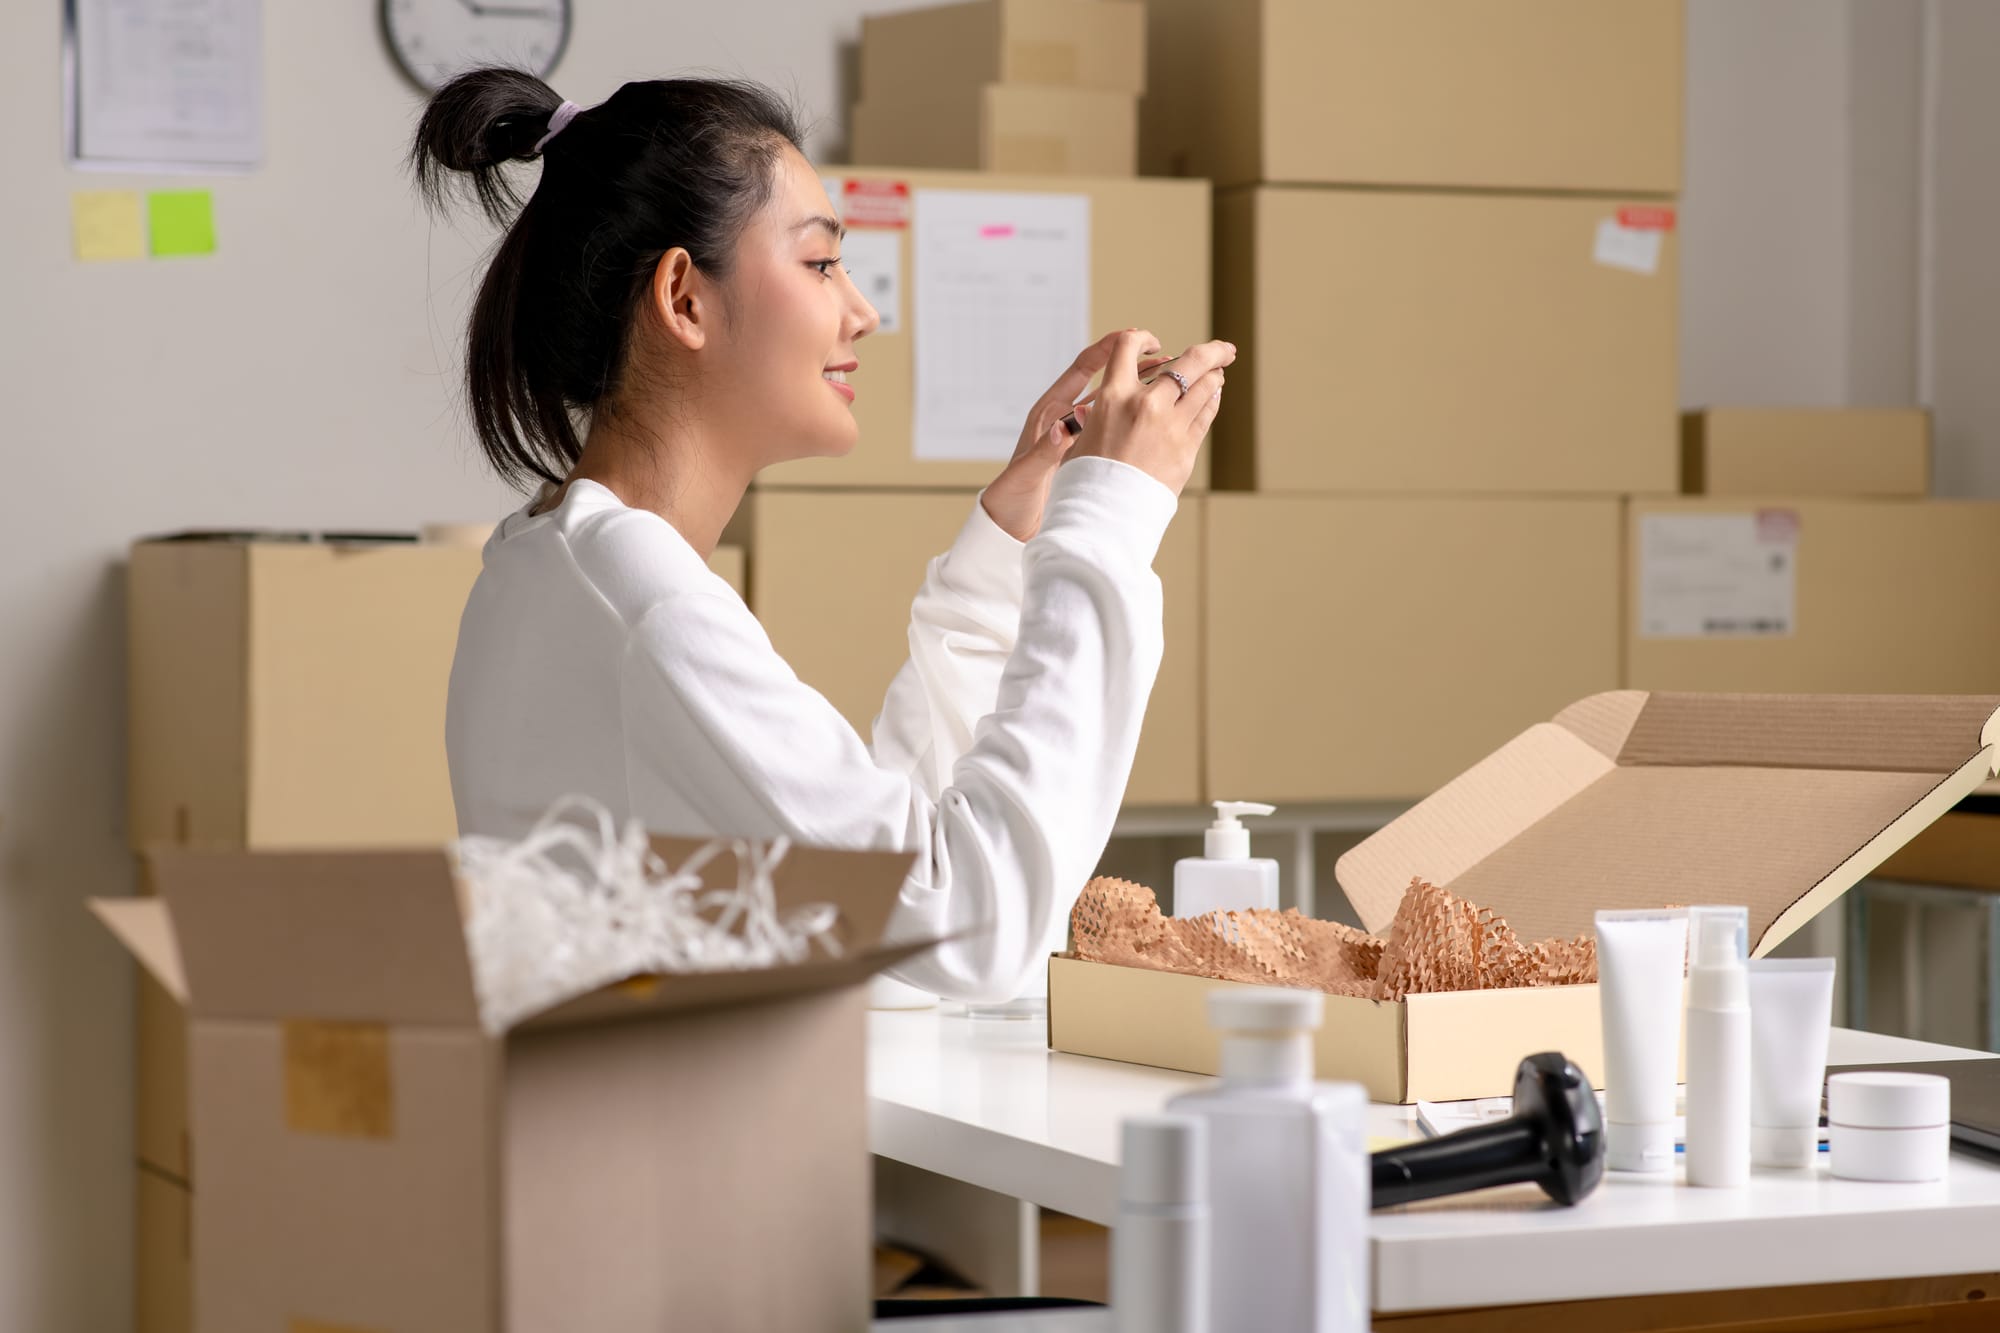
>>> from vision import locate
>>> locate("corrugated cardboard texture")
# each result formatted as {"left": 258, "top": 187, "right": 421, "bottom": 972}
{"left": 1210, "top": 188, "right": 1678, "bottom": 494}
{"left": 283, "top": 1021, "right": 394, "bottom": 1139}
{"left": 136, "top": 1168, "right": 190, "bottom": 1333}
{"left": 506, "top": 986, "right": 872, "bottom": 1332}
{"left": 853, "top": 86, "right": 1136, "bottom": 177}
{"left": 1046, "top": 954, "right": 1612, "bottom": 1103}
{"left": 1683, "top": 408, "right": 1931, "bottom": 497}
{"left": 757, "top": 168, "right": 1210, "bottom": 490}
{"left": 859, "top": 0, "right": 1146, "bottom": 100}
{"left": 127, "top": 540, "right": 480, "bottom": 851}
{"left": 750, "top": 490, "right": 1203, "bottom": 806}
{"left": 1205, "top": 496, "right": 1621, "bottom": 803}
{"left": 1626, "top": 498, "right": 2000, "bottom": 694}
{"left": 1337, "top": 692, "right": 2000, "bottom": 956}
{"left": 1140, "top": 0, "right": 1682, "bottom": 192}
{"left": 191, "top": 1022, "right": 499, "bottom": 1332}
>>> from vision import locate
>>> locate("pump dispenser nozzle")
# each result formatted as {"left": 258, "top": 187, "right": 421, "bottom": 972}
{"left": 1205, "top": 800, "right": 1276, "bottom": 860}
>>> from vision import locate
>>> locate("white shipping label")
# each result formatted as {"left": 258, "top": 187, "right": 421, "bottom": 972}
{"left": 911, "top": 189, "right": 1091, "bottom": 462}
{"left": 840, "top": 229, "right": 902, "bottom": 334}
{"left": 1594, "top": 218, "right": 1663, "bottom": 276}
{"left": 1639, "top": 512, "right": 1800, "bottom": 638}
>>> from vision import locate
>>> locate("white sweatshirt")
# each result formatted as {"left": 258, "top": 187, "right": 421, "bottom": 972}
{"left": 445, "top": 455, "right": 1177, "bottom": 1002}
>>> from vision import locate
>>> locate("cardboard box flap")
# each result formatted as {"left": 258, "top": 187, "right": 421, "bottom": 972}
{"left": 1338, "top": 693, "right": 2000, "bottom": 956}
{"left": 647, "top": 837, "right": 916, "bottom": 956}
{"left": 89, "top": 897, "right": 188, "bottom": 1003}
{"left": 146, "top": 846, "right": 481, "bottom": 1026}
{"left": 515, "top": 938, "right": 940, "bottom": 1034}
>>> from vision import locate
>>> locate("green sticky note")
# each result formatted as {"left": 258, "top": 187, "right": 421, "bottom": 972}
{"left": 147, "top": 191, "right": 216, "bottom": 257}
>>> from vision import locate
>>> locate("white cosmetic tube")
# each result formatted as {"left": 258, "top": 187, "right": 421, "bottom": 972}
{"left": 1748, "top": 957, "right": 1837, "bottom": 1168}
{"left": 1596, "top": 909, "right": 1690, "bottom": 1173}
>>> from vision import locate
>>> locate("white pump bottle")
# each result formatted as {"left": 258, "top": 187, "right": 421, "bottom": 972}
{"left": 1173, "top": 801, "right": 1279, "bottom": 918}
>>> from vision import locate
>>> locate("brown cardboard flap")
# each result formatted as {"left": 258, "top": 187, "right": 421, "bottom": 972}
{"left": 147, "top": 847, "right": 481, "bottom": 1026}
{"left": 648, "top": 837, "right": 916, "bottom": 956}
{"left": 1338, "top": 692, "right": 2000, "bottom": 955}
{"left": 516, "top": 939, "right": 939, "bottom": 1034}
{"left": 91, "top": 898, "right": 188, "bottom": 1003}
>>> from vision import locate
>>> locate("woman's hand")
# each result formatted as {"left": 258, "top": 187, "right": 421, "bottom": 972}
{"left": 1065, "top": 331, "right": 1234, "bottom": 497}
{"left": 980, "top": 330, "right": 1136, "bottom": 542}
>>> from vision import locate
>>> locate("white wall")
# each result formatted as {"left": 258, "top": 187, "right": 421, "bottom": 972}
{"left": 1678, "top": 0, "right": 1925, "bottom": 412}
{"left": 1929, "top": 0, "right": 2000, "bottom": 495}
{"left": 0, "top": 3, "right": 930, "bottom": 1328}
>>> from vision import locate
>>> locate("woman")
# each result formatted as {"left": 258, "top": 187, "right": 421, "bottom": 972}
{"left": 419, "top": 69, "right": 1232, "bottom": 1003}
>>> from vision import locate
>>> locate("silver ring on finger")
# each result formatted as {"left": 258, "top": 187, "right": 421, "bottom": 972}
{"left": 1163, "top": 370, "right": 1192, "bottom": 399}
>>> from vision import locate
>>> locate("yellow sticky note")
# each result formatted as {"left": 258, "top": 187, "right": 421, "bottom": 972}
{"left": 148, "top": 190, "right": 216, "bottom": 258}
{"left": 72, "top": 190, "right": 145, "bottom": 262}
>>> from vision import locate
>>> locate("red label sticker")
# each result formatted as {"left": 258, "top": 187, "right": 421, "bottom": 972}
{"left": 841, "top": 180, "right": 910, "bottom": 229}
{"left": 1617, "top": 206, "right": 1677, "bottom": 232}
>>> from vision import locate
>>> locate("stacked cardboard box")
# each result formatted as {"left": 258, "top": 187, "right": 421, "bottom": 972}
{"left": 1136, "top": 0, "right": 1684, "bottom": 802}
{"left": 122, "top": 533, "right": 744, "bottom": 1332}
{"left": 851, "top": 0, "right": 1146, "bottom": 176}
{"left": 1634, "top": 408, "right": 2000, "bottom": 700}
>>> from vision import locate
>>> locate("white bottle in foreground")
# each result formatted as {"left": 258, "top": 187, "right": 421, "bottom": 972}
{"left": 1173, "top": 801, "right": 1280, "bottom": 918}
{"left": 1113, "top": 1115, "right": 1209, "bottom": 1333}
{"left": 1166, "top": 988, "right": 1369, "bottom": 1332}
{"left": 1684, "top": 905, "right": 1752, "bottom": 1188}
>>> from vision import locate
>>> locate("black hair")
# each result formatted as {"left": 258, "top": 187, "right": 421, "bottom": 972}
{"left": 410, "top": 67, "right": 806, "bottom": 492}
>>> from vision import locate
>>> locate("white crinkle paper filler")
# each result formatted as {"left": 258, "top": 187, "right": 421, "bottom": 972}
{"left": 452, "top": 796, "right": 843, "bottom": 1033}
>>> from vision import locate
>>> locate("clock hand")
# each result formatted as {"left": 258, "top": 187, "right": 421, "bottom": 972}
{"left": 475, "top": 3, "right": 562, "bottom": 15}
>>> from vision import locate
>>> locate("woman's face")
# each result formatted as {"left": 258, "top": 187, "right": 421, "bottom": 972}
{"left": 692, "top": 147, "right": 880, "bottom": 468}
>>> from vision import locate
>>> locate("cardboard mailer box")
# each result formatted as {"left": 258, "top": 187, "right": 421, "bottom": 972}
{"left": 1626, "top": 498, "right": 2000, "bottom": 694}
{"left": 1211, "top": 188, "right": 1678, "bottom": 495}
{"left": 852, "top": 86, "right": 1137, "bottom": 177}
{"left": 1139, "top": 0, "right": 1682, "bottom": 193}
{"left": 1051, "top": 692, "right": 2000, "bottom": 1103}
{"left": 1205, "top": 495, "right": 1622, "bottom": 803}
{"left": 1682, "top": 409, "right": 1932, "bottom": 498}
{"left": 749, "top": 490, "right": 1202, "bottom": 806}
{"left": 98, "top": 839, "right": 928, "bottom": 1333}
{"left": 759, "top": 168, "right": 1210, "bottom": 491}
{"left": 858, "top": 0, "right": 1146, "bottom": 102}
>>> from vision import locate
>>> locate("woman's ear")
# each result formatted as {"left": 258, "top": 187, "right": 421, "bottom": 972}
{"left": 649, "top": 248, "right": 707, "bottom": 352}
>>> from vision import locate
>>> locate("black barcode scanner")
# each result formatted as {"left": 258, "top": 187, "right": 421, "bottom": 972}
{"left": 1371, "top": 1052, "right": 1605, "bottom": 1209}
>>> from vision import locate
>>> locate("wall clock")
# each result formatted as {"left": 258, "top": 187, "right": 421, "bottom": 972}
{"left": 382, "top": 0, "right": 572, "bottom": 93}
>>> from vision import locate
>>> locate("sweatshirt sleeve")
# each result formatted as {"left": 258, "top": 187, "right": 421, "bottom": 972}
{"left": 620, "top": 456, "right": 1178, "bottom": 1003}
{"left": 869, "top": 493, "right": 1027, "bottom": 797}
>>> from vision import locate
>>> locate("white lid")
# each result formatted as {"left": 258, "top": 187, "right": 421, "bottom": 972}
{"left": 1207, "top": 986, "right": 1322, "bottom": 1034}
{"left": 1205, "top": 800, "right": 1275, "bottom": 860}
{"left": 1752, "top": 1123, "right": 1819, "bottom": 1168}
{"left": 1606, "top": 1120, "right": 1677, "bottom": 1173}
{"left": 1827, "top": 1071, "right": 1951, "bottom": 1129}
{"left": 1121, "top": 1114, "right": 1207, "bottom": 1207}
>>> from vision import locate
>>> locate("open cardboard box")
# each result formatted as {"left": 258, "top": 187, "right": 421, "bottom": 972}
{"left": 95, "top": 837, "right": 926, "bottom": 1333}
{"left": 1050, "top": 692, "right": 2000, "bottom": 1103}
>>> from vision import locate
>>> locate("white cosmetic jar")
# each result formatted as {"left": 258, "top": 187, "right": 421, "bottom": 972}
{"left": 1826, "top": 1071, "right": 1951, "bottom": 1183}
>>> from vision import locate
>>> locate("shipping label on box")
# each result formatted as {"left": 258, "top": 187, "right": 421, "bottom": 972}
{"left": 1638, "top": 511, "right": 1798, "bottom": 638}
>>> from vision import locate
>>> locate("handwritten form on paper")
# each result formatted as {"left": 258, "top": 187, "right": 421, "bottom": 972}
{"left": 912, "top": 190, "right": 1090, "bottom": 462}
{"left": 73, "top": 0, "right": 262, "bottom": 168}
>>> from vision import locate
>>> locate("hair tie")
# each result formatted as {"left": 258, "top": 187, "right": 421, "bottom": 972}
{"left": 533, "top": 100, "right": 583, "bottom": 155}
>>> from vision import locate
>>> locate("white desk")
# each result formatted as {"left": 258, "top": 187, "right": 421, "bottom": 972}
{"left": 868, "top": 1008, "right": 2000, "bottom": 1313}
